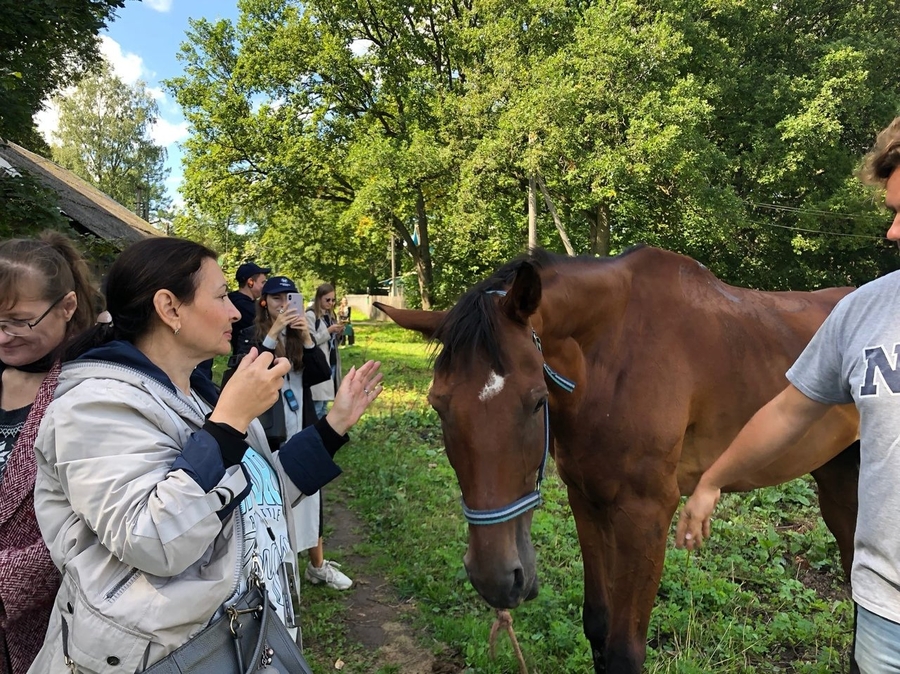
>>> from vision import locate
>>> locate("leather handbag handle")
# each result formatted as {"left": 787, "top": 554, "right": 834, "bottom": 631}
{"left": 244, "top": 586, "right": 270, "bottom": 674}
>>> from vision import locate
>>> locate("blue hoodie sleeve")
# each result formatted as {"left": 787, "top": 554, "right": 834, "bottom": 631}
{"left": 169, "top": 427, "right": 252, "bottom": 519}
{"left": 276, "top": 424, "right": 346, "bottom": 495}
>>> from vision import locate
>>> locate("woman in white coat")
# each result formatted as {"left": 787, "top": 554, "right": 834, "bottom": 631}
{"left": 234, "top": 275, "right": 353, "bottom": 590}
{"left": 28, "top": 238, "right": 382, "bottom": 673}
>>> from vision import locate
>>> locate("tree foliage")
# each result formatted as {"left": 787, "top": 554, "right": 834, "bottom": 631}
{"left": 0, "top": 0, "right": 125, "bottom": 148}
{"left": 172, "top": 0, "right": 900, "bottom": 307}
{"left": 0, "top": 168, "right": 68, "bottom": 237}
{"left": 52, "top": 63, "right": 169, "bottom": 222}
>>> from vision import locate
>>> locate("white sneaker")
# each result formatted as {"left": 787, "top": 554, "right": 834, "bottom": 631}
{"left": 305, "top": 560, "right": 353, "bottom": 590}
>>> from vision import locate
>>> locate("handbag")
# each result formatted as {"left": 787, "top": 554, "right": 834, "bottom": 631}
{"left": 143, "top": 567, "right": 313, "bottom": 674}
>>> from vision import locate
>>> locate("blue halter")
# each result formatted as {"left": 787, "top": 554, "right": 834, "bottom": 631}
{"left": 459, "top": 290, "right": 576, "bottom": 526}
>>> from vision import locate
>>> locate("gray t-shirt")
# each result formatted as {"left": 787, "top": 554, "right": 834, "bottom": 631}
{"left": 787, "top": 269, "right": 900, "bottom": 623}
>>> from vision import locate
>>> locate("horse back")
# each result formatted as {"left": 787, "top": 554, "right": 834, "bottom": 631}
{"left": 549, "top": 248, "right": 858, "bottom": 498}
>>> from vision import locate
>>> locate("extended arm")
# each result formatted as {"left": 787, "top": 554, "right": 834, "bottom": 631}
{"left": 674, "top": 384, "right": 833, "bottom": 549}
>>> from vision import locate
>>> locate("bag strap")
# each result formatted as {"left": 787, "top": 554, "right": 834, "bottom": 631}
{"left": 226, "top": 555, "right": 271, "bottom": 674}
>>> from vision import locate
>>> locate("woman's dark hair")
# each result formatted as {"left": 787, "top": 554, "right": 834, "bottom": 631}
{"left": 254, "top": 291, "right": 305, "bottom": 371}
{"left": 66, "top": 237, "right": 217, "bottom": 360}
{"left": 0, "top": 231, "right": 96, "bottom": 341}
{"left": 312, "top": 283, "right": 335, "bottom": 318}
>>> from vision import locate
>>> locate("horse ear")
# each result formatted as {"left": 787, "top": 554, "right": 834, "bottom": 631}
{"left": 373, "top": 302, "right": 446, "bottom": 339}
{"left": 501, "top": 261, "right": 542, "bottom": 324}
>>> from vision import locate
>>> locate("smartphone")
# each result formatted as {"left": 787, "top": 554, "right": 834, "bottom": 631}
{"left": 286, "top": 292, "right": 304, "bottom": 314}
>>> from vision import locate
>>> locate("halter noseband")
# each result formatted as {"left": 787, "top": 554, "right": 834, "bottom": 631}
{"left": 459, "top": 290, "right": 576, "bottom": 526}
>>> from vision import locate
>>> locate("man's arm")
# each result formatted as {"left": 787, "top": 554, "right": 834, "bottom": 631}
{"left": 674, "top": 384, "right": 833, "bottom": 549}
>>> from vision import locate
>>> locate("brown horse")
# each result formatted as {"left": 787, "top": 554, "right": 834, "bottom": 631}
{"left": 375, "top": 246, "right": 860, "bottom": 673}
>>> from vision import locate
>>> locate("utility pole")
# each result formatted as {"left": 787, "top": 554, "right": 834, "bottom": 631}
{"left": 390, "top": 234, "right": 396, "bottom": 297}
{"left": 528, "top": 175, "right": 537, "bottom": 250}
{"left": 527, "top": 132, "right": 537, "bottom": 250}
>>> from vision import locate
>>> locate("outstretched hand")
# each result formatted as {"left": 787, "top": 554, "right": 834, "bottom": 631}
{"left": 211, "top": 347, "right": 291, "bottom": 432}
{"left": 325, "top": 360, "right": 384, "bottom": 435}
{"left": 674, "top": 482, "right": 721, "bottom": 550}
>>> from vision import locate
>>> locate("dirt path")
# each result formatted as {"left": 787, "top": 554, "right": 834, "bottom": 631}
{"left": 312, "top": 489, "right": 463, "bottom": 673}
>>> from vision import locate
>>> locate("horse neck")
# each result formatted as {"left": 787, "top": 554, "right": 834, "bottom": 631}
{"left": 534, "top": 259, "right": 632, "bottom": 349}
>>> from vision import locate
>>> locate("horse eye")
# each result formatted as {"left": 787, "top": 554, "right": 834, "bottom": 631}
{"left": 533, "top": 398, "right": 547, "bottom": 414}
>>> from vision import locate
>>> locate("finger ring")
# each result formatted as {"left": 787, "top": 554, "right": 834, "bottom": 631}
{"left": 364, "top": 388, "right": 370, "bottom": 395}
{"left": 278, "top": 309, "right": 284, "bottom": 314}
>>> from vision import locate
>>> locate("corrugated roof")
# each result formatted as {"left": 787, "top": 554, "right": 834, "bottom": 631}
{"left": 0, "top": 139, "right": 161, "bottom": 246}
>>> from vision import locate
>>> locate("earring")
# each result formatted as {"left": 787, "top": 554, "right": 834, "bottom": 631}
{"left": 173, "top": 327, "right": 180, "bottom": 336}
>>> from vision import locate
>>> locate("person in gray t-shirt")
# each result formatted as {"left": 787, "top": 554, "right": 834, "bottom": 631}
{"left": 675, "top": 116, "right": 900, "bottom": 673}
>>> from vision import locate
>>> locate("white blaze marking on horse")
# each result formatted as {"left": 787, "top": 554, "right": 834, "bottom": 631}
{"left": 479, "top": 371, "right": 506, "bottom": 401}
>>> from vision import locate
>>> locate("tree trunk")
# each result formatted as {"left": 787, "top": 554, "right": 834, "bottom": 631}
{"left": 528, "top": 175, "right": 538, "bottom": 250}
{"left": 590, "top": 202, "right": 610, "bottom": 256}
{"left": 414, "top": 189, "right": 434, "bottom": 309}
{"left": 389, "top": 190, "right": 434, "bottom": 309}
{"left": 535, "top": 174, "right": 574, "bottom": 255}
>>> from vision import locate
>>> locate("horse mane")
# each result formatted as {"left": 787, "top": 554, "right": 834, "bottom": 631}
{"left": 432, "top": 246, "right": 647, "bottom": 376}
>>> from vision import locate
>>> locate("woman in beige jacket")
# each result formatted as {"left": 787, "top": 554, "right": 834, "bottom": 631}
{"left": 28, "top": 238, "right": 382, "bottom": 673}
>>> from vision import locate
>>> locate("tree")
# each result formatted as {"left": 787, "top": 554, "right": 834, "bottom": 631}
{"left": 0, "top": 0, "right": 126, "bottom": 148}
{"left": 171, "top": 0, "right": 900, "bottom": 308}
{"left": 0, "top": 169, "right": 68, "bottom": 237}
{"left": 52, "top": 62, "right": 169, "bottom": 222}
{"left": 168, "top": 0, "right": 470, "bottom": 308}
{"left": 453, "top": 0, "right": 900, "bottom": 290}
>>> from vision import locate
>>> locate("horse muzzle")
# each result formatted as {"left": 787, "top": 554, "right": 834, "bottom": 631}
{"left": 462, "top": 522, "right": 540, "bottom": 608}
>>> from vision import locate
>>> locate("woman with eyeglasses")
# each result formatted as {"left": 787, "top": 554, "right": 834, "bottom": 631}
{"left": 303, "top": 284, "right": 356, "bottom": 590}
{"left": 0, "top": 233, "right": 96, "bottom": 674}
{"left": 306, "top": 284, "right": 343, "bottom": 420}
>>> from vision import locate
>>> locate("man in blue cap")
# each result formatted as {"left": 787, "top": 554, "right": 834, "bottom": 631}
{"left": 228, "top": 262, "right": 271, "bottom": 353}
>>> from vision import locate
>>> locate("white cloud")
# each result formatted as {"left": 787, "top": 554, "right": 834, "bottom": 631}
{"left": 145, "top": 0, "right": 173, "bottom": 12}
{"left": 151, "top": 118, "right": 190, "bottom": 147}
{"left": 146, "top": 86, "right": 166, "bottom": 102}
{"left": 99, "top": 35, "right": 145, "bottom": 84}
{"left": 34, "top": 100, "right": 61, "bottom": 144}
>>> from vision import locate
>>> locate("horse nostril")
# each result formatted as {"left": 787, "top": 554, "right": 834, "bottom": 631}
{"left": 512, "top": 566, "right": 525, "bottom": 594}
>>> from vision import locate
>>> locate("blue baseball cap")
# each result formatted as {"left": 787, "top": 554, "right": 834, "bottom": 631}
{"left": 261, "top": 276, "right": 298, "bottom": 295}
{"left": 236, "top": 262, "right": 271, "bottom": 284}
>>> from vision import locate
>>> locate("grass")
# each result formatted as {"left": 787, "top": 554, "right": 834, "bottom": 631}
{"left": 298, "top": 321, "right": 854, "bottom": 673}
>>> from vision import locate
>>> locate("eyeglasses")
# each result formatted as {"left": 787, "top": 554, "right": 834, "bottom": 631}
{"left": 323, "top": 297, "right": 336, "bottom": 303}
{"left": 0, "top": 294, "right": 67, "bottom": 337}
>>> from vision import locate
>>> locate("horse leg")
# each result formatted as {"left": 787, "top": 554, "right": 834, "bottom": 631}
{"left": 809, "top": 440, "right": 860, "bottom": 674}
{"left": 809, "top": 440, "right": 859, "bottom": 581}
{"left": 567, "top": 485, "right": 679, "bottom": 673}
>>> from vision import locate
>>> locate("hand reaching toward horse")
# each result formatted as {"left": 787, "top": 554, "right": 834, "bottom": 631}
{"left": 325, "top": 360, "right": 384, "bottom": 435}
{"left": 674, "top": 481, "right": 721, "bottom": 550}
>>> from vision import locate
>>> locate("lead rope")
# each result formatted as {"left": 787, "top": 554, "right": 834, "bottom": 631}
{"left": 489, "top": 609, "right": 529, "bottom": 674}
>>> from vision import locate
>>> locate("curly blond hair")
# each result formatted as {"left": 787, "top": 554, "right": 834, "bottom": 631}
{"left": 861, "top": 117, "right": 900, "bottom": 186}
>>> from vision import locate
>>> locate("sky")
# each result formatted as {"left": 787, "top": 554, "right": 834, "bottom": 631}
{"left": 35, "top": 0, "right": 241, "bottom": 208}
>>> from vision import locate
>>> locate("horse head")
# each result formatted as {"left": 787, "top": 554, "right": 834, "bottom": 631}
{"left": 376, "top": 259, "right": 554, "bottom": 609}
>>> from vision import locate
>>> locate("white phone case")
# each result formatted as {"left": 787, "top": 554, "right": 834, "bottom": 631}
{"left": 287, "top": 292, "right": 304, "bottom": 313}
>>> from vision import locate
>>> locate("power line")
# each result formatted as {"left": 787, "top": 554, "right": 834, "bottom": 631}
{"left": 747, "top": 200, "right": 884, "bottom": 220}
{"left": 744, "top": 200, "right": 888, "bottom": 241}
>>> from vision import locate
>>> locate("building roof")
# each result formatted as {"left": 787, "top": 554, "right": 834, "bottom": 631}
{"left": 0, "top": 139, "right": 161, "bottom": 247}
